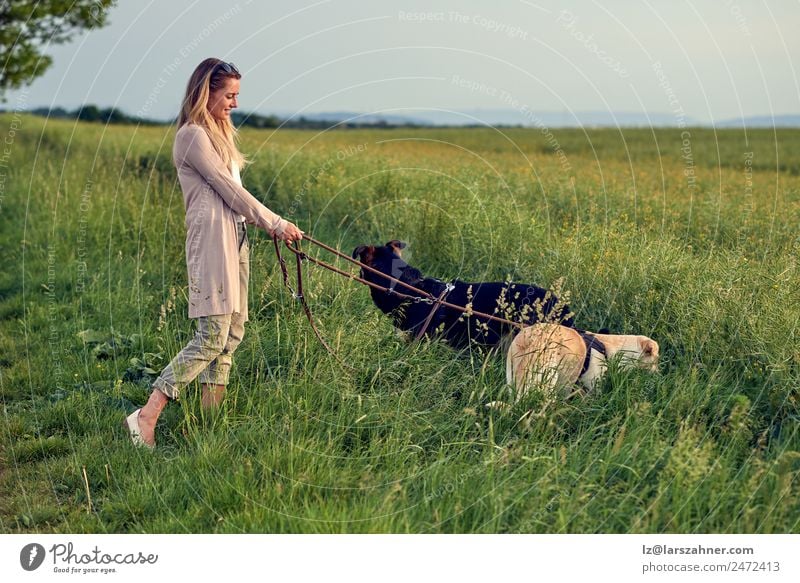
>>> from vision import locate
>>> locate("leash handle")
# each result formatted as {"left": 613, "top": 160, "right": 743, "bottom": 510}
{"left": 272, "top": 234, "right": 294, "bottom": 295}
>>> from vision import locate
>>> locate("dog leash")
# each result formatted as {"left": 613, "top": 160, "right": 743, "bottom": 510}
{"left": 272, "top": 234, "right": 549, "bottom": 364}
{"left": 277, "top": 235, "right": 532, "bottom": 328}
{"left": 272, "top": 234, "right": 446, "bottom": 365}
{"left": 272, "top": 235, "right": 354, "bottom": 371}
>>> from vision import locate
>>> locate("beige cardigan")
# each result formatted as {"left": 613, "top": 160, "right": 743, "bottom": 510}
{"left": 173, "top": 123, "right": 288, "bottom": 320}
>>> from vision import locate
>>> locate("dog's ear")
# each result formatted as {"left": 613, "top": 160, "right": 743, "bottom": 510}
{"left": 352, "top": 245, "right": 368, "bottom": 260}
{"left": 640, "top": 339, "right": 658, "bottom": 357}
{"left": 386, "top": 240, "right": 407, "bottom": 256}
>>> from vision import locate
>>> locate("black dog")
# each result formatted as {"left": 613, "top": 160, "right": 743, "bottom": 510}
{"left": 352, "top": 241, "right": 575, "bottom": 349}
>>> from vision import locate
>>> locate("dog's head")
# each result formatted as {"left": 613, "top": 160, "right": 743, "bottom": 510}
{"left": 597, "top": 334, "right": 659, "bottom": 373}
{"left": 352, "top": 240, "right": 419, "bottom": 287}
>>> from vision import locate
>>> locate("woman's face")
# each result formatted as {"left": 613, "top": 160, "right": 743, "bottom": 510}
{"left": 207, "top": 77, "right": 240, "bottom": 121}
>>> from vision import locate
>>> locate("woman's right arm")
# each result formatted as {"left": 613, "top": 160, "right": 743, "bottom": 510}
{"left": 174, "top": 125, "right": 297, "bottom": 238}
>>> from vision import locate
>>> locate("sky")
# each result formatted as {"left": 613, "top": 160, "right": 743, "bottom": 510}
{"left": 4, "top": 0, "right": 799, "bottom": 124}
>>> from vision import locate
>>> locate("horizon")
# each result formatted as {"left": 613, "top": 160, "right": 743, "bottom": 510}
{"left": 4, "top": 103, "right": 798, "bottom": 129}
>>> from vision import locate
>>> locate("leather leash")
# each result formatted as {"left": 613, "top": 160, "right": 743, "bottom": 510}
{"left": 272, "top": 234, "right": 538, "bottom": 363}
{"left": 272, "top": 235, "right": 353, "bottom": 371}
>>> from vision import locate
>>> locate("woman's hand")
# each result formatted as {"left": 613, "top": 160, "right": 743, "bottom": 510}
{"left": 279, "top": 221, "right": 304, "bottom": 243}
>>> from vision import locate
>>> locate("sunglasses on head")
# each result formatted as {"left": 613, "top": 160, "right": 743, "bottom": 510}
{"left": 215, "top": 61, "right": 240, "bottom": 76}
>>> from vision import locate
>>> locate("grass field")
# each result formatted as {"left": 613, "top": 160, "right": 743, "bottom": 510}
{"left": 1, "top": 113, "right": 799, "bottom": 533}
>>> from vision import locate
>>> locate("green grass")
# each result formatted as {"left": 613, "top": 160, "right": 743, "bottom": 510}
{"left": 1, "top": 114, "right": 799, "bottom": 533}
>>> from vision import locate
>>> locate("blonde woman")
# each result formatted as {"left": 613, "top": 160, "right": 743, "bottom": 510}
{"left": 124, "top": 58, "right": 303, "bottom": 448}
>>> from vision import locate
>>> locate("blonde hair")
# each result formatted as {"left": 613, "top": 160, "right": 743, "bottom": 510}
{"left": 177, "top": 57, "right": 247, "bottom": 169}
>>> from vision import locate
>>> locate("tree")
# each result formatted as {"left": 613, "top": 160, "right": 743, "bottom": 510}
{"left": 0, "top": 0, "right": 117, "bottom": 100}
{"left": 76, "top": 103, "right": 100, "bottom": 121}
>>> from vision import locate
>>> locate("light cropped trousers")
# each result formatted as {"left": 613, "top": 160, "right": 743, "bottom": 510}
{"left": 152, "top": 221, "right": 249, "bottom": 400}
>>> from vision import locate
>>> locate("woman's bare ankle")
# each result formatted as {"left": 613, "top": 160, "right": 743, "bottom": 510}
{"left": 139, "top": 389, "right": 169, "bottom": 424}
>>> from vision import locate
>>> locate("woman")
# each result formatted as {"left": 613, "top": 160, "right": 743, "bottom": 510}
{"left": 124, "top": 58, "right": 303, "bottom": 448}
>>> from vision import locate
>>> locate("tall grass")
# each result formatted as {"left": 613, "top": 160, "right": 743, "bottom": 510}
{"left": 1, "top": 114, "right": 798, "bottom": 533}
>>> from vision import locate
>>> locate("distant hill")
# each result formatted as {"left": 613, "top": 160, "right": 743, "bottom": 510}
{"left": 713, "top": 115, "right": 800, "bottom": 128}
{"left": 6, "top": 105, "right": 799, "bottom": 129}
{"left": 270, "top": 109, "right": 800, "bottom": 128}
{"left": 270, "top": 108, "right": 699, "bottom": 128}
{"left": 282, "top": 109, "right": 800, "bottom": 128}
